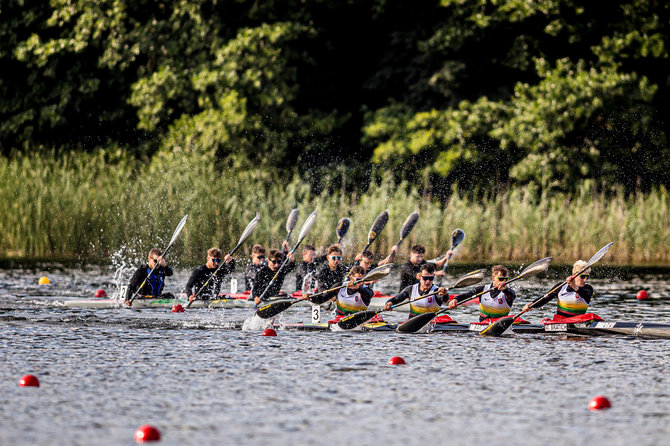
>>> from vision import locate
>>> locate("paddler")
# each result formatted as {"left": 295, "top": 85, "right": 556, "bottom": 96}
{"left": 316, "top": 245, "right": 348, "bottom": 292}
{"left": 252, "top": 249, "right": 295, "bottom": 306}
{"left": 182, "top": 248, "right": 235, "bottom": 302}
{"left": 124, "top": 248, "right": 174, "bottom": 305}
{"left": 384, "top": 263, "right": 449, "bottom": 318}
{"left": 447, "top": 265, "right": 516, "bottom": 321}
{"left": 244, "top": 244, "right": 266, "bottom": 292}
{"left": 322, "top": 266, "right": 377, "bottom": 322}
{"left": 294, "top": 244, "right": 327, "bottom": 292}
{"left": 521, "top": 260, "right": 593, "bottom": 318}
{"left": 354, "top": 249, "right": 396, "bottom": 274}
{"left": 398, "top": 244, "right": 453, "bottom": 291}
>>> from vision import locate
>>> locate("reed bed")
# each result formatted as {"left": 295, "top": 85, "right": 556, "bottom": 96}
{"left": 1, "top": 151, "right": 668, "bottom": 266}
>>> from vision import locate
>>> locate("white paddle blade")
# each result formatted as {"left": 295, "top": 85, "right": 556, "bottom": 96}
{"left": 297, "top": 209, "right": 318, "bottom": 241}
{"left": 363, "top": 264, "right": 393, "bottom": 282}
{"left": 451, "top": 228, "right": 465, "bottom": 248}
{"left": 169, "top": 214, "right": 189, "bottom": 246}
{"left": 237, "top": 214, "right": 260, "bottom": 246}
{"left": 452, "top": 268, "right": 487, "bottom": 288}
{"left": 585, "top": 242, "right": 614, "bottom": 268}
{"left": 286, "top": 208, "right": 300, "bottom": 233}
{"left": 518, "top": 256, "right": 553, "bottom": 279}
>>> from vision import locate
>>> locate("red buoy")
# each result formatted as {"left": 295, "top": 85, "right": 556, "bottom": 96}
{"left": 18, "top": 374, "right": 40, "bottom": 387}
{"left": 262, "top": 328, "right": 277, "bottom": 337}
{"left": 94, "top": 289, "right": 107, "bottom": 298}
{"left": 388, "top": 356, "right": 406, "bottom": 365}
{"left": 134, "top": 425, "right": 161, "bottom": 442}
{"left": 588, "top": 395, "right": 611, "bottom": 411}
{"left": 636, "top": 290, "right": 649, "bottom": 300}
{"left": 171, "top": 304, "right": 184, "bottom": 313}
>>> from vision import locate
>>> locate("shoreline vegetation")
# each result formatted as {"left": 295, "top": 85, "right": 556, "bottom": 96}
{"left": 2, "top": 150, "right": 669, "bottom": 266}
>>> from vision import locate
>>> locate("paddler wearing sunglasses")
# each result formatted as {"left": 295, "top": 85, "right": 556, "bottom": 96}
{"left": 252, "top": 249, "right": 296, "bottom": 305}
{"left": 316, "top": 245, "right": 349, "bottom": 292}
{"left": 383, "top": 263, "right": 449, "bottom": 318}
{"left": 321, "top": 265, "right": 377, "bottom": 321}
{"left": 521, "top": 260, "right": 593, "bottom": 318}
{"left": 182, "top": 248, "right": 235, "bottom": 302}
{"left": 447, "top": 265, "right": 517, "bottom": 321}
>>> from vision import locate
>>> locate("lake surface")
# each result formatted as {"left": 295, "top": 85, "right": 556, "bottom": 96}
{"left": 1, "top": 264, "right": 670, "bottom": 445}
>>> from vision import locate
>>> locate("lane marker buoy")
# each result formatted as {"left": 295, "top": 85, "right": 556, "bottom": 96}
{"left": 18, "top": 374, "right": 40, "bottom": 387}
{"left": 38, "top": 276, "right": 50, "bottom": 285}
{"left": 388, "top": 356, "right": 406, "bottom": 365}
{"left": 588, "top": 395, "right": 611, "bottom": 411}
{"left": 262, "top": 328, "right": 277, "bottom": 336}
{"left": 134, "top": 425, "right": 161, "bottom": 442}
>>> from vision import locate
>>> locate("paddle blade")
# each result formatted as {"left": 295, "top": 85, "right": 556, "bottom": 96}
{"left": 286, "top": 208, "right": 299, "bottom": 234}
{"left": 234, "top": 214, "right": 260, "bottom": 251}
{"left": 169, "top": 214, "right": 189, "bottom": 246}
{"left": 517, "top": 256, "right": 553, "bottom": 279}
{"left": 399, "top": 212, "right": 419, "bottom": 241}
{"left": 336, "top": 217, "right": 351, "bottom": 241}
{"left": 256, "top": 299, "right": 296, "bottom": 319}
{"left": 363, "top": 264, "right": 393, "bottom": 282}
{"left": 296, "top": 209, "right": 318, "bottom": 242}
{"left": 480, "top": 316, "right": 515, "bottom": 336}
{"left": 337, "top": 310, "right": 378, "bottom": 330}
{"left": 451, "top": 268, "right": 487, "bottom": 288}
{"left": 585, "top": 242, "right": 614, "bottom": 269}
{"left": 396, "top": 312, "right": 437, "bottom": 333}
{"left": 309, "top": 293, "right": 334, "bottom": 305}
{"left": 367, "top": 210, "right": 390, "bottom": 244}
{"left": 451, "top": 228, "right": 465, "bottom": 249}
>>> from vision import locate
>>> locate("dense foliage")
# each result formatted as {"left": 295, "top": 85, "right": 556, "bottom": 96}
{"left": 1, "top": 0, "right": 668, "bottom": 195}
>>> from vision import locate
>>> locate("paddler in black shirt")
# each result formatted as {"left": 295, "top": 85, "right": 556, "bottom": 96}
{"left": 448, "top": 265, "right": 516, "bottom": 321}
{"left": 183, "top": 248, "right": 235, "bottom": 302}
{"left": 244, "top": 244, "right": 266, "bottom": 292}
{"left": 398, "top": 244, "right": 452, "bottom": 291}
{"left": 522, "top": 260, "right": 594, "bottom": 318}
{"left": 252, "top": 249, "right": 295, "bottom": 305}
{"left": 384, "top": 263, "right": 448, "bottom": 318}
{"left": 354, "top": 249, "right": 396, "bottom": 274}
{"left": 124, "top": 248, "right": 174, "bottom": 305}
{"left": 316, "top": 245, "right": 348, "bottom": 292}
{"left": 295, "top": 244, "right": 327, "bottom": 292}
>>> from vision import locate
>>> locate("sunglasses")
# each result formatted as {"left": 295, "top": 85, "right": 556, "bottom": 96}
{"left": 255, "top": 255, "right": 265, "bottom": 260}
{"left": 578, "top": 274, "right": 590, "bottom": 279}
{"left": 494, "top": 276, "right": 509, "bottom": 281}
{"left": 211, "top": 258, "right": 221, "bottom": 263}
{"left": 421, "top": 275, "right": 435, "bottom": 281}
{"left": 269, "top": 259, "right": 281, "bottom": 264}
{"left": 329, "top": 255, "right": 342, "bottom": 261}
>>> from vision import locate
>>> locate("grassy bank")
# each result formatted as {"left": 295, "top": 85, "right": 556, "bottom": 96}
{"left": 1, "top": 150, "right": 668, "bottom": 266}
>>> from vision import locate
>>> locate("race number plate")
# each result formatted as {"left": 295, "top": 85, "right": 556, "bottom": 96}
{"left": 230, "top": 278, "right": 238, "bottom": 294}
{"left": 311, "top": 305, "right": 321, "bottom": 323}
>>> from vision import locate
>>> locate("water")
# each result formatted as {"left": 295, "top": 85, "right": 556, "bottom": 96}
{"left": 2, "top": 264, "right": 670, "bottom": 445}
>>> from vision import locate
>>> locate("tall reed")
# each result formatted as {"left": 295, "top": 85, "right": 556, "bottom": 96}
{"left": 1, "top": 151, "right": 668, "bottom": 266}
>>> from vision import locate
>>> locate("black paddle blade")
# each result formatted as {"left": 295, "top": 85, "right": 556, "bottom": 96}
{"left": 367, "top": 210, "right": 390, "bottom": 243}
{"left": 336, "top": 218, "right": 351, "bottom": 241}
{"left": 480, "top": 316, "right": 515, "bottom": 336}
{"left": 396, "top": 312, "right": 437, "bottom": 333}
{"left": 256, "top": 299, "right": 295, "bottom": 319}
{"left": 451, "top": 228, "right": 465, "bottom": 249}
{"left": 308, "top": 293, "right": 333, "bottom": 305}
{"left": 399, "top": 212, "right": 419, "bottom": 240}
{"left": 337, "top": 310, "right": 378, "bottom": 330}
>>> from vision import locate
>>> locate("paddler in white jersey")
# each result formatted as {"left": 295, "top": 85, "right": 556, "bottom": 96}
{"left": 522, "top": 260, "right": 594, "bottom": 318}
{"left": 383, "top": 263, "right": 449, "bottom": 318}
{"left": 447, "top": 265, "right": 516, "bottom": 321}
{"left": 317, "top": 266, "right": 376, "bottom": 322}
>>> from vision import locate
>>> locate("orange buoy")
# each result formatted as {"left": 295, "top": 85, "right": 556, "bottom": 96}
{"left": 94, "top": 289, "right": 107, "bottom": 298}
{"left": 388, "top": 356, "right": 406, "bottom": 365}
{"left": 134, "top": 425, "right": 161, "bottom": 442}
{"left": 18, "top": 374, "right": 40, "bottom": 387}
{"left": 171, "top": 304, "right": 184, "bottom": 313}
{"left": 588, "top": 395, "right": 611, "bottom": 411}
{"left": 636, "top": 290, "right": 649, "bottom": 300}
{"left": 38, "top": 276, "right": 50, "bottom": 285}
{"left": 262, "top": 328, "right": 277, "bottom": 336}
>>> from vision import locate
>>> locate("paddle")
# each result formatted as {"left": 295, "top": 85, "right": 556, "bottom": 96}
{"left": 386, "top": 211, "right": 419, "bottom": 262}
{"left": 284, "top": 208, "right": 299, "bottom": 252}
{"left": 336, "top": 218, "right": 351, "bottom": 244}
{"left": 185, "top": 214, "right": 260, "bottom": 308}
{"left": 437, "top": 229, "right": 466, "bottom": 286}
{"left": 126, "top": 214, "right": 188, "bottom": 307}
{"left": 337, "top": 268, "right": 487, "bottom": 330}
{"left": 480, "top": 242, "right": 613, "bottom": 337}
{"left": 397, "top": 256, "right": 553, "bottom": 333}
{"left": 256, "top": 264, "right": 393, "bottom": 319}
{"left": 255, "top": 209, "right": 318, "bottom": 303}
{"left": 348, "top": 210, "right": 389, "bottom": 276}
